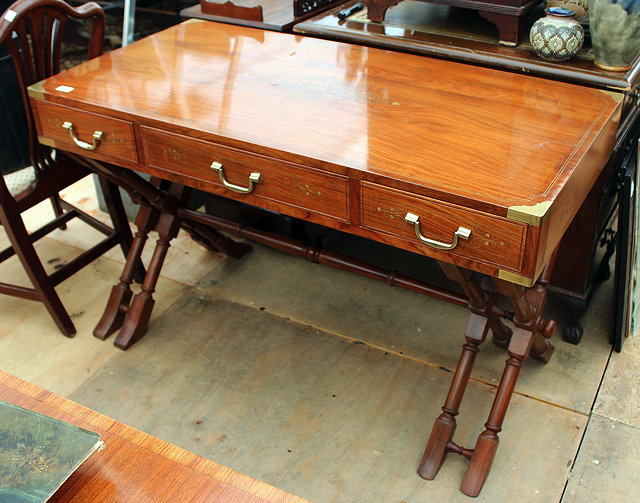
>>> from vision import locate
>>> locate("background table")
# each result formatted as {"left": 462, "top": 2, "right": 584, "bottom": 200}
{"left": 0, "top": 370, "right": 308, "bottom": 502}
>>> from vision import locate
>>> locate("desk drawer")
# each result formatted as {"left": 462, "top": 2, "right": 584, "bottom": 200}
{"left": 33, "top": 101, "right": 137, "bottom": 163}
{"left": 361, "top": 182, "right": 526, "bottom": 271}
{"left": 142, "top": 127, "right": 348, "bottom": 221}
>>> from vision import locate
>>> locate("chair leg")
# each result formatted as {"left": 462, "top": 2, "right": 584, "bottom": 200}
{"left": 96, "top": 175, "right": 146, "bottom": 283}
{"left": 50, "top": 195, "right": 67, "bottom": 230}
{"left": 0, "top": 203, "right": 75, "bottom": 336}
{"left": 93, "top": 203, "right": 158, "bottom": 340}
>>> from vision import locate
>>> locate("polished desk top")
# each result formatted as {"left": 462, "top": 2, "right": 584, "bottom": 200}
{"left": 30, "top": 20, "right": 619, "bottom": 211}
{"left": 0, "top": 371, "right": 308, "bottom": 502}
{"left": 28, "top": 20, "right": 621, "bottom": 284}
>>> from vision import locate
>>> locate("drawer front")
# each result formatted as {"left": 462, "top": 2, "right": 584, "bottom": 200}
{"left": 142, "top": 127, "right": 348, "bottom": 221}
{"left": 34, "top": 100, "right": 137, "bottom": 163}
{"left": 361, "top": 182, "right": 526, "bottom": 271}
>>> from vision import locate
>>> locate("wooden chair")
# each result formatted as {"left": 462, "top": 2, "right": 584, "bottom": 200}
{"left": 0, "top": 0, "right": 139, "bottom": 336}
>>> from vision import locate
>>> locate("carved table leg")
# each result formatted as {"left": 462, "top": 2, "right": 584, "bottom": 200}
{"left": 419, "top": 263, "right": 505, "bottom": 480}
{"left": 420, "top": 264, "right": 555, "bottom": 497}
{"left": 93, "top": 203, "right": 158, "bottom": 340}
{"left": 460, "top": 279, "right": 555, "bottom": 497}
{"left": 112, "top": 184, "right": 188, "bottom": 350}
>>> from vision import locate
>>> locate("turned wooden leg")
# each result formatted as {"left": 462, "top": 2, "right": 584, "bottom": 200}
{"left": 419, "top": 263, "right": 499, "bottom": 480}
{"left": 458, "top": 278, "right": 556, "bottom": 496}
{"left": 94, "top": 204, "right": 158, "bottom": 340}
{"left": 113, "top": 209, "right": 182, "bottom": 349}
{"left": 419, "top": 312, "right": 489, "bottom": 479}
{"left": 460, "top": 327, "right": 532, "bottom": 497}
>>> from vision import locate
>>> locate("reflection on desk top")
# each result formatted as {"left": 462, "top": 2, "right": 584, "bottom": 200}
{"left": 294, "top": 2, "right": 640, "bottom": 91}
{"left": 30, "top": 19, "right": 620, "bottom": 214}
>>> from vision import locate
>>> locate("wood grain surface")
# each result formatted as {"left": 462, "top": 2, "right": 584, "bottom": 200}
{"left": 0, "top": 370, "right": 308, "bottom": 503}
{"left": 28, "top": 20, "right": 621, "bottom": 283}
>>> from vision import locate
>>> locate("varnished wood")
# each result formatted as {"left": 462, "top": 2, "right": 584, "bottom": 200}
{"left": 143, "top": 127, "right": 349, "bottom": 221}
{"left": 0, "top": 371, "right": 308, "bottom": 503}
{"left": 295, "top": 2, "right": 640, "bottom": 91}
{"left": 366, "top": 0, "right": 539, "bottom": 44}
{"left": 181, "top": 0, "right": 326, "bottom": 32}
{"left": 0, "top": 0, "right": 139, "bottom": 336}
{"left": 26, "top": 20, "right": 621, "bottom": 493}
{"left": 200, "top": 0, "right": 264, "bottom": 22}
{"left": 29, "top": 20, "right": 621, "bottom": 284}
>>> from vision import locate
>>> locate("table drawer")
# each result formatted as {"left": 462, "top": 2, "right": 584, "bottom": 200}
{"left": 361, "top": 182, "right": 526, "bottom": 271}
{"left": 142, "top": 127, "right": 348, "bottom": 221}
{"left": 33, "top": 100, "right": 137, "bottom": 163}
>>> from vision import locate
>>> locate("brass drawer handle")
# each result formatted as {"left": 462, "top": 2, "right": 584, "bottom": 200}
{"left": 210, "top": 161, "right": 261, "bottom": 194}
{"left": 62, "top": 121, "right": 103, "bottom": 150}
{"left": 405, "top": 212, "right": 471, "bottom": 250}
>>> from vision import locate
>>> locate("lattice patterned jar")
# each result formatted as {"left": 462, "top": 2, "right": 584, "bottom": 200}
{"left": 530, "top": 7, "right": 585, "bottom": 62}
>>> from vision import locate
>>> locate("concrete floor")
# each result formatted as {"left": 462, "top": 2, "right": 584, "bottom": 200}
{"left": 0, "top": 177, "right": 639, "bottom": 502}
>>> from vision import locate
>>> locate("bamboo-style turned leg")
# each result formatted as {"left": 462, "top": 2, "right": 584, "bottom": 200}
{"left": 93, "top": 203, "right": 158, "bottom": 340}
{"left": 113, "top": 208, "right": 183, "bottom": 350}
{"left": 419, "top": 263, "right": 508, "bottom": 480}
{"left": 419, "top": 264, "right": 555, "bottom": 498}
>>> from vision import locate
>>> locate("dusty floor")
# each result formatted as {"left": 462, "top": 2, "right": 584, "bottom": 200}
{"left": 0, "top": 177, "right": 638, "bottom": 502}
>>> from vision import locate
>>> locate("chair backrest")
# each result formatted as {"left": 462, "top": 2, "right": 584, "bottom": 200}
{"left": 0, "top": 0, "right": 104, "bottom": 176}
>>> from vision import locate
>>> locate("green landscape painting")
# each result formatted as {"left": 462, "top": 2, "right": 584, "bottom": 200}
{"left": 0, "top": 401, "right": 102, "bottom": 502}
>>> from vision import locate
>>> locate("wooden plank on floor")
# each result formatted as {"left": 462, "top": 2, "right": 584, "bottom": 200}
{"left": 562, "top": 414, "right": 640, "bottom": 503}
{"left": 0, "top": 238, "right": 188, "bottom": 396}
{"left": 195, "top": 242, "right": 612, "bottom": 413}
{"left": 69, "top": 290, "right": 587, "bottom": 503}
{"left": 594, "top": 336, "right": 640, "bottom": 428}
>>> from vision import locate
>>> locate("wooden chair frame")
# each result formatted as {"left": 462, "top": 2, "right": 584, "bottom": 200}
{"left": 0, "top": 0, "right": 140, "bottom": 336}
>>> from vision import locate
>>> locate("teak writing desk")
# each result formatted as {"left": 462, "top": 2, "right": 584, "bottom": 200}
{"left": 26, "top": 19, "right": 620, "bottom": 496}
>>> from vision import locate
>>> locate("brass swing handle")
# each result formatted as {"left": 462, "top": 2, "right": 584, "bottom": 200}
{"left": 62, "top": 122, "right": 103, "bottom": 150}
{"left": 210, "top": 161, "right": 261, "bottom": 194}
{"left": 405, "top": 213, "right": 472, "bottom": 250}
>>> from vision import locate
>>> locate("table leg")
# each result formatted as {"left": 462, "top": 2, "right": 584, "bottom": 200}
{"left": 419, "top": 264, "right": 555, "bottom": 497}
{"left": 419, "top": 263, "right": 508, "bottom": 480}
{"left": 93, "top": 203, "right": 158, "bottom": 340}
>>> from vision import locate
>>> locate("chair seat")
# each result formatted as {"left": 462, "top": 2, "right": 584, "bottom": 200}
{"left": 4, "top": 166, "right": 36, "bottom": 196}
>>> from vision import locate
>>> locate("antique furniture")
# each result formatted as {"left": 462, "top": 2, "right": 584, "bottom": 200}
{"left": 26, "top": 20, "right": 620, "bottom": 495}
{"left": 0, "top": 370, "right": 308, "bottom": 502}
{"left": 0, "top": 0, "right": 143, "bottom": 336}
{"left": 365, "top": 0, "right": 541, "bottom": 44}
{"left": 295, "top": 1, "right": 640, "bottom": 349}
{"left": 181, "top": 0, "right": 342, "bottom": 31}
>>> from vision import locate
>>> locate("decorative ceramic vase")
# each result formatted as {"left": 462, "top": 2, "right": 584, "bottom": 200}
{"left": 530, "top": 8, "right": 585, "bottom": 62}
{"left": 590, "top": 0, "right": 640, "bottom": 71}
{"left": 546, "top": 0, "right": 589, "bottom": 21}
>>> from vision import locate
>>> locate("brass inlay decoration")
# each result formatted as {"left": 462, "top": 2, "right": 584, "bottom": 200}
{"left": 210, "top": 161, "right": 261, "bottom": 194}
{"left": 507, "top": 201, "right": 552, "bottom": 226}
{"left": 163, "top": 147, "right": 186, "bottom": 162}
{"left": 405, "top": 212, "right": 471, "bottom": 251}
{"left": 62, "top": 122, "right": 103, "bottom": 150}
{"left": 27, "top": 81, "right": 45, "bottom": 100}
{"left": 376, "top": 205, "right": 405, "bottom": 221}
{"left": 295, "top": 182, "right": 322, "bottom": 197}
{"left": 498, "top": 270, "right": 535, "bottom": 287}
{"left": 599, "top": 90, "right": 624, "bottom": 103}
{"left": 38, "top": 136, "right": 56, "bottom": 148}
